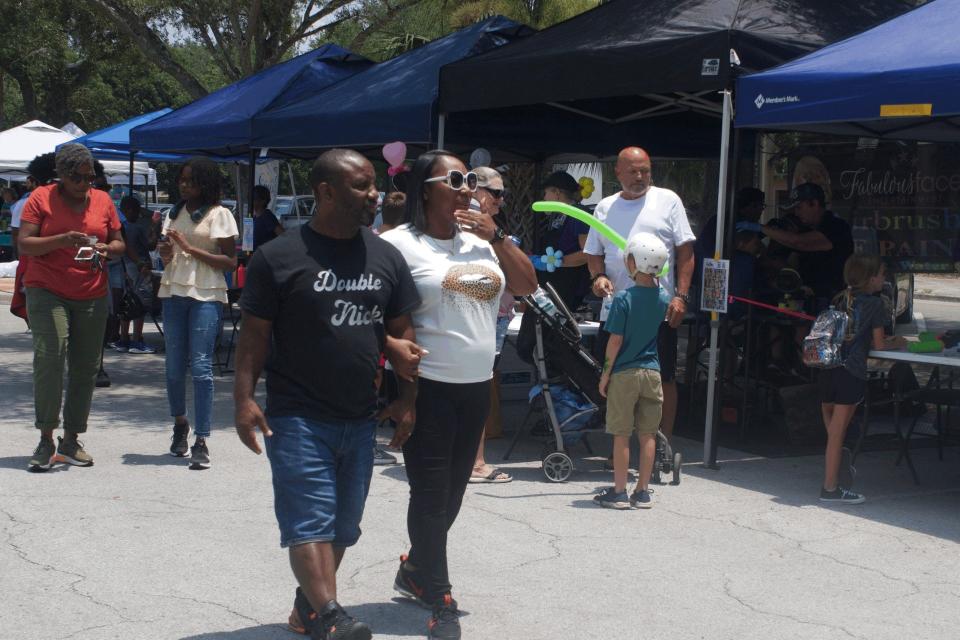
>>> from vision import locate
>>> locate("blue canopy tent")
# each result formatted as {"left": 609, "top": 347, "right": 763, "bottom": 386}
{"left": 67, "top": 109, "right": 183, "bottom": 162}
{"left": 130, "top": 44, "right": 372, "bottom": 157}
{"left": 251, "top": 17, "right": 533, "bottom": 156}
{"left": 735, "top": 0, "right": 960, "bottom": 140}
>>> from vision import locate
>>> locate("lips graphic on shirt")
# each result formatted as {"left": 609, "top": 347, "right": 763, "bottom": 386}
{"left": 441, "top": 264, "right": 502, "bottom": 302}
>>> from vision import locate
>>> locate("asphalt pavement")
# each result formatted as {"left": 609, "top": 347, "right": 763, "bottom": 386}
{"left": 1, "top": 297, "right": 960, "bottom": 640}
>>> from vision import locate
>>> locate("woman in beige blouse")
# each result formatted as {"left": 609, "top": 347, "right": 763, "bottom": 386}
{"left": 158, "top": 158, "right": 238, "bottom": 470}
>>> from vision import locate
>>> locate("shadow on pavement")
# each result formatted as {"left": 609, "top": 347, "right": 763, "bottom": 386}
{"left": 680, "top": 444, "right": 960, "bottom": 543}
{"left": 179, "top": 623, "right": 289, "bottom": 640}
{"left": 122, "top": 452, "right": 191, "bottom": 467}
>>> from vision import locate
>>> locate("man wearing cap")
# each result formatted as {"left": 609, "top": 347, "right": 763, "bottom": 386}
{"left": 586, "top": 147, "right": 696, "bottom": 441}
{"left": 539, "top": 170, "right": 592, "bottom": 309}
{"left": 743, "top": 182, "right": 853, "bottom": 311}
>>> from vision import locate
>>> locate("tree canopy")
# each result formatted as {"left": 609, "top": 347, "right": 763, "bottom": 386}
{"left": 0, "top": 0, "right": 599, "bottom": 132}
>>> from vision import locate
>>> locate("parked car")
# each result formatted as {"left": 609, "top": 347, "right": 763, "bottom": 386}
{"left": 275, "top": 196, "right": 315, "bottom": 229}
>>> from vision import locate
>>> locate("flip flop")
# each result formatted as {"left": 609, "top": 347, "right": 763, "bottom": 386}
{"left": 469, "top": 467, "right": 513, "bottom": 483}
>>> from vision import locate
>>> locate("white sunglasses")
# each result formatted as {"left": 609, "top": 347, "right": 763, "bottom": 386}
{"left": 425, "top": 169, "right": 478, "bottom": 192}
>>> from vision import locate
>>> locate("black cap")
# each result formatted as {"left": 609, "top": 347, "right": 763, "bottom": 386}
{"left": 783, "top": 182, "right": 826, "bottom": 209}
{"left": 543, "top": 171, "right": 580, "bottom": 194}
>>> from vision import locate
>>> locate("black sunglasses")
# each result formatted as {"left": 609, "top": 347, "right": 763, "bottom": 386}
{"left": 481, "top": 186, "right": 505, "bottom": 199}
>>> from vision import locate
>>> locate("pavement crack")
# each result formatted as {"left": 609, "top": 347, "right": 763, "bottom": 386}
{"left": 721, "top": 577, "right": 866, "bottom": 639}
{"left": 467, "top": 502, "right": 562, "bottom": 569}
{"left": 141, "top": 592, "right": 263, "bottom": 625}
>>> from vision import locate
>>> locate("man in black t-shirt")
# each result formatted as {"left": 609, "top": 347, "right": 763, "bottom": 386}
{"left": 753, "top": 182, "right": 854, "bottom": 311}
{"left": 235, "top": 149, "right": 422, "bottom": 640}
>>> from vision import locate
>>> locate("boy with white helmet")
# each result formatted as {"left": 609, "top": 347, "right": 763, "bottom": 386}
{"left": 595, "top": 232, "right": 671, "bottom": 509}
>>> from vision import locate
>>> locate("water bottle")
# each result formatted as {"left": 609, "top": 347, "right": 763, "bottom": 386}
{"left": 599, "top": 294, "right": 614, "bottom": 322}
{"left": 531, "top": 287, "right": 557, "bottom": 317}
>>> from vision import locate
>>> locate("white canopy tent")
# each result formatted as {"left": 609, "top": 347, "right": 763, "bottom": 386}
{"left": 0, "top": 120, "right": 156, "bottom": 185}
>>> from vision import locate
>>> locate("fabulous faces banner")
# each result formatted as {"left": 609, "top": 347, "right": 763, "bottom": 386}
{"left": 786, "top": 142, "right": 960, "bottom": 274}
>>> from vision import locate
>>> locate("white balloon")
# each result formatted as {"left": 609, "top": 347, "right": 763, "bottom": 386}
{"left": 469, "top": 147, "right": 491, "bottom": 168}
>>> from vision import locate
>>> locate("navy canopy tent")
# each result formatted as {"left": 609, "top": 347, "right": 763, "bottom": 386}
{"left": 131, "top": 44, "right": 371, "bottom": 156}
{"left": 64, "top": 109, "right": 187, "bottom": 162}
{"left": 439, "top": 0, "right": 911, "bottom": 158}
{"left": 252, "top": 17, "right": 533, "bottom": 155}
{"left": 735, "top": 0, "right": 960, "bottom": 141}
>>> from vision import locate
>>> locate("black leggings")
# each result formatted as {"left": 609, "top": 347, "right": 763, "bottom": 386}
{"left": 402, "top": 377, "right": 490, "bottom": 604}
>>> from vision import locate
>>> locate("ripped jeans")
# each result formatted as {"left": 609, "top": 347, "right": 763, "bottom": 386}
{"left": 162, "top": 295, "right": 222, "bottom": 437}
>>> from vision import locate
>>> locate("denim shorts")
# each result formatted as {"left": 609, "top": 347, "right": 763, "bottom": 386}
{"left": 265, "top": 415, "right": 376, "bottom": 548}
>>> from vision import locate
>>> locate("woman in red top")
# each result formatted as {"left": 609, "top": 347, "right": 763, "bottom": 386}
{"left": 17, "top": 143, "right": 124, "bottom": 471}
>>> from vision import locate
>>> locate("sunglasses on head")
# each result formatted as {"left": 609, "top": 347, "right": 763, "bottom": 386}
{"left": 425, "top": 169, "right": 478, "bottom": 192}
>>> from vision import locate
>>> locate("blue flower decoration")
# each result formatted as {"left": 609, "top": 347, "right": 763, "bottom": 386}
{"left": 540, "top": 246, "right": 564, "bottom": 272}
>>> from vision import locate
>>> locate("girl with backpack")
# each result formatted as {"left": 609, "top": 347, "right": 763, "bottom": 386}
{"left": 817, "top": 254, "right": 906, "bottom": 504}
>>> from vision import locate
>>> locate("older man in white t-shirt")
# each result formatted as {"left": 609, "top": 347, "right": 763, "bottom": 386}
{"left": 585, "top": 146, "right": 696, "bottom": 440}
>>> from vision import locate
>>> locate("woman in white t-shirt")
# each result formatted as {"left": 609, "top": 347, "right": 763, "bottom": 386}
{"left": 157, "top": 158, "right": 238, "bottom": 471}
{"left": 381, "top": 150, "right": 536, "bottom": 638}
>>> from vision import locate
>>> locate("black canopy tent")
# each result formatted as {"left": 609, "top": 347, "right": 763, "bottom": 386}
{"left": 440, "top": 0, "right": 911, "bottom": 157}
{"left": 439, "top": 0, "right": 912, "bottom": 465}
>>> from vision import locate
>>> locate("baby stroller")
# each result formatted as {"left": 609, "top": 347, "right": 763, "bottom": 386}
{"left": 509, "top": 283, "right": 682, "bottom": 484}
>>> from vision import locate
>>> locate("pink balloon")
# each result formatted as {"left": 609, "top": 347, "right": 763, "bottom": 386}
{"left": 382, "top": 141, "right": 407, "bottom": 168}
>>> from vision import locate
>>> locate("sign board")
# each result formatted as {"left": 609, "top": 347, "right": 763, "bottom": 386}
{"left": 787, "top": 141, "right": 960, "bottom": 273}
{"left": 701, "top": 258, "right": 729, "bottom": 313}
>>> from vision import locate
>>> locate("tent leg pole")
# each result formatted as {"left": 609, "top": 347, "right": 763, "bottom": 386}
{"left": 703, "top": 89, "right": 733, "bottom": 470}
{"left": 129, "top": 151, "right": 135, "bottom": 196}
{"left": 248, "top": 150, "right": 257, "bottom": 220}
{"left": 437, "top": 113, "right": 446, "bottom": 150}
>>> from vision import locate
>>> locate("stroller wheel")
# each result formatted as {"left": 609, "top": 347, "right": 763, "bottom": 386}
{"left": 650, "top": 466, "right": 663, "bottom": 485}
{"left": 542, "top": 451, "right": 574, "bottom": 483}
{"left": 671, "top": 452, "right": 683, "bottom": 485}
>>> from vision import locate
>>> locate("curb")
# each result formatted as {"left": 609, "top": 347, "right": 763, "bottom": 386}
{"left": 913, "top": 294, "right": 960, "bottom": 303}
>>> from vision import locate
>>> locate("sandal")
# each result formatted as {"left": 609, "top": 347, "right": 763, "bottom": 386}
{"left": 469, "top": 467, "right": 513, "bottom": 483}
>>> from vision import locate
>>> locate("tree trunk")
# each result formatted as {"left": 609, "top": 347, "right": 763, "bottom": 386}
{"left": 87, "top": 0, "right": 210, "bottom": 99}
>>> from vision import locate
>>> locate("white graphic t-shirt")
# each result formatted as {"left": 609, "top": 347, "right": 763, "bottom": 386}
{"left": 382, "top": 224, "right": 505, "bottom": 384}
{"left": 583, "top": 186, "right": 696, "bottom": 298}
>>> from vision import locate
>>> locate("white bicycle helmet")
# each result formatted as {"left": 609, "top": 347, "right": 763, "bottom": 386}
{"left": 625, "top": 232, "right": 668, "bottom": 278}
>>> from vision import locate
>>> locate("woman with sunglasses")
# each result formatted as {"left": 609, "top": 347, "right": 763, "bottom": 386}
{"left": 157, "top": 157, "right": 238, "bottom": 470}
{"left": 18, "top": 144, "right": 125, "bottom": 471}
{"left": 381, "top": 151, "right": 536, "bottom": 640}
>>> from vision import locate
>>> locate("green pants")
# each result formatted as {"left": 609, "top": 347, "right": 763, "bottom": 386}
{"left": 25, "top": 287, "right": 109, "bottom": 433}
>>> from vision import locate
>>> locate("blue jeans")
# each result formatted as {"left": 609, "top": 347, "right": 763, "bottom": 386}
{"left": 162, "top": 296, "right": 221, "bottom": 437}
{"left": 265, "top": 415, "right": 376, "bottom": 548}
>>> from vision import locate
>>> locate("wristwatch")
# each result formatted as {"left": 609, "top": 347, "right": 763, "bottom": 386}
{"left": 676, "top": 291, "right": 691, "bottom": 306}
{"left": 490, "top": 227, "right": 506, "bottom": 244}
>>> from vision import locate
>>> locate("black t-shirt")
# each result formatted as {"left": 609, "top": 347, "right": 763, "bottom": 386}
{"left": 253, "top": 209, "right": 281, "bottom": 250}
{"left": 842, "top": 293, "right": 886, "bottom": 380}
{"left": 240, "top": 225, "right": 420, "bottom": 421}
{"left": 798, "top": 211, "right": 854, "bottom": 300}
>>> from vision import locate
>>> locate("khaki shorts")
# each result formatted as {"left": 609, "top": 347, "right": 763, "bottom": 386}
{"left": 605, "top": 368, "right": 663, "bottom": 437}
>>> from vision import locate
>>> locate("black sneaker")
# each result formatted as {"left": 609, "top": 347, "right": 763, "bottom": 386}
{"left": 373, "top": 445, "right": 398, "bottom": 466}
{"left": 170, "top": 422, "right": 190, "bottom": 457}
{"left": 288, "top": 587, "right": 317, "bottom": 636}
{"left": 95, "top": 368, "right": 111, "bottom": 388}
{"left": 428, "top": 594, "right": 461, "bottom": 640}
{"left": 28, "top": 438, "right": 57, "bottom": 472}
{"left": 393, "top": 555, "right": 430, "bottom": 608}
{"left": 311, "top": 600, "right": 371, "bottom": 640}
{"left": 819, "top": 487, "right": 865, "bottom": 504}
{"left": 629, "top": 488, "right": 654, "bottom": 509}
{"left": 189, "top": 438, "right": 210, "bottom": 470}
{"left": 593, "top": 487, "right": 630, "bottom": 510}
